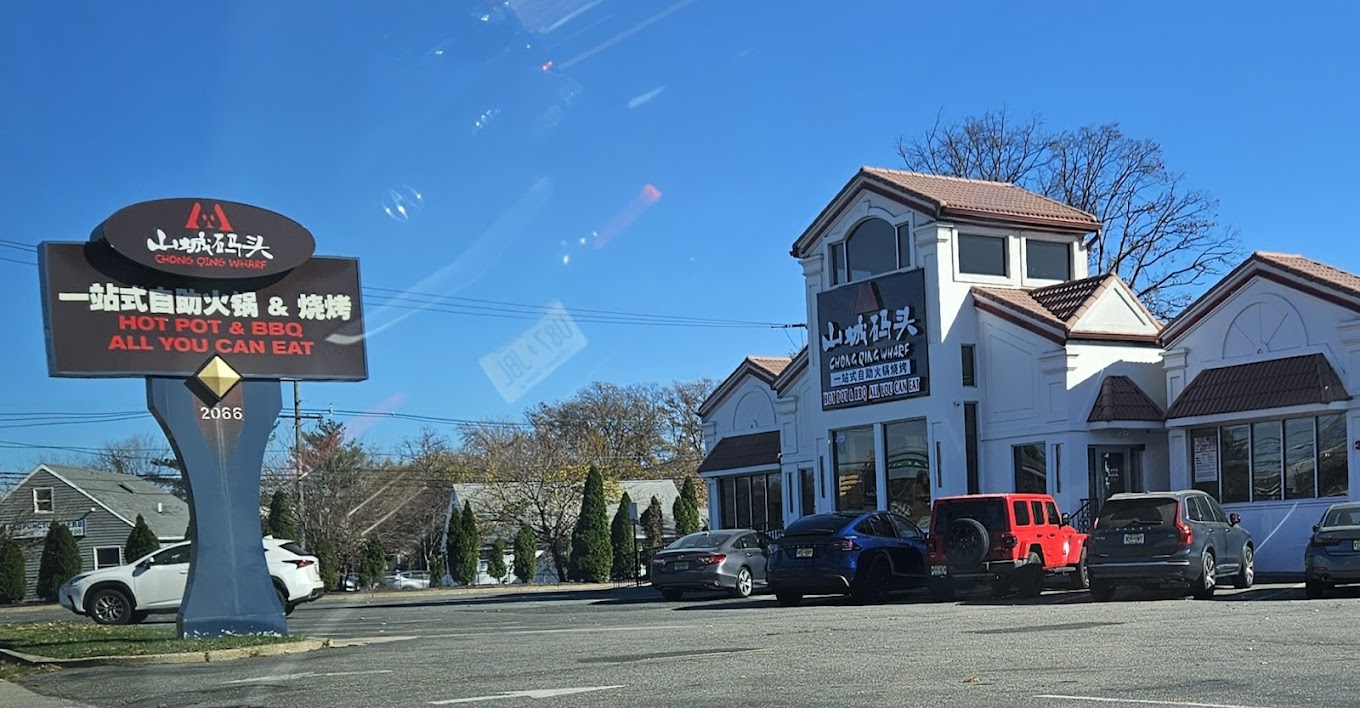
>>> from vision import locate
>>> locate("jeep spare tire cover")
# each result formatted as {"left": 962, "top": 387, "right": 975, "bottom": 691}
{"left": 945, "top": 518, "right": 990, "bottom": 567}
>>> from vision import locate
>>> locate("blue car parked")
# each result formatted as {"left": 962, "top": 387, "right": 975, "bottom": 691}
{"left": 767, "top": 510, "right": 929, "bottom": 606}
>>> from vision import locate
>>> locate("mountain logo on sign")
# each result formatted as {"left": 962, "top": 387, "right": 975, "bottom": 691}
{"left": 185, "top": 202, "right": 234, "bottom": 232}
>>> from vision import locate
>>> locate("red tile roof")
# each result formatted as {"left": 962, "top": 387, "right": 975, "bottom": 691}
{"left": 1163, "top": 252, "right": 1360, "bottom": 345}
{"left": 746, "top": 356, "right": 792, "bottom": 379}
{"left": 1252, "top": 252, "right": 1360, "bottom": 300}
{"left": 792, "top": 167, "right": 1100, "bottom": 257}
{"left": 972, "top": 273, "right": 1163, "bottom": 344}
{"left": 1164, "top": 353, "right": 1350, "bottom": 420}
{"left": 862, "top": 168, "right": 1100, "bottom": 231}
{"left": 1088, "top": 376, "right": 1165, "bottom": 423}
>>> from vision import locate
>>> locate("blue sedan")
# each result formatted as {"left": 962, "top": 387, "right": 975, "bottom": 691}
{"left": 767, "top": 510, "right": 929, "bottom": 606}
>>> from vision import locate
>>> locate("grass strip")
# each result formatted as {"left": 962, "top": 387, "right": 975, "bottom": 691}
{"left": 0, "top": 621, "right": 304, "bottom": 660}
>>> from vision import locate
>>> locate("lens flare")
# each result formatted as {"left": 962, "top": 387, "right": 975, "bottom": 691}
{"left": 593, "top": 184, "right": 662, "bottom": 250}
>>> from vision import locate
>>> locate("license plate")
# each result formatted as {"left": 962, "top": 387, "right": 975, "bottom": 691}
{"left": 1124, "top": 533, "right": 1144, "bottom": 545}
{"left": 795, "top": 547, "right": 814, "bottom": 558}
{"left": 672, "top": 561, "right": 689, "bottom": 571}
{"left": 930, "top": 565, "right": 948, "bottom": 577}
{"left": 1352, "top": 540, "right": 1360, "bottom": 552}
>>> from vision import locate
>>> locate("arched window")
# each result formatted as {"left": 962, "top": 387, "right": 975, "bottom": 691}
{"left": 844, "top": 218, "right": 899, "bottom": 282}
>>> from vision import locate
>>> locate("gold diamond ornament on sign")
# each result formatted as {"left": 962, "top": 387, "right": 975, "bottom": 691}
{"left": 194, "top": 356, "right": 242, "bottom": 400}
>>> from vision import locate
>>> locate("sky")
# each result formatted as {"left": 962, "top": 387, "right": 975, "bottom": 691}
{"left": 1, "top": 1, "right": 1358, "bottom": 476}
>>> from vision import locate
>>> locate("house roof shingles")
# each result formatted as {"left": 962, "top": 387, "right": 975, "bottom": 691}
{"left": 697, "top": 431, "right": 781, "bottom": 474}
{"left": 746, "top": 356, "right": 792, "bottom": 379}
{"left": 1165, "top": 353, "right": 1351, "bottom": 420}
{"left": 42, "top": 465, "right": 188, "bottom": 539}
{"left": 862, "top": 168, "right": 1100, "bottom": 231}
{"left": 1253, "top": 252, "right": 1360, "bottom": 300}
{"left": 1088, "top": 376, "right": 1165, "bottom": 423}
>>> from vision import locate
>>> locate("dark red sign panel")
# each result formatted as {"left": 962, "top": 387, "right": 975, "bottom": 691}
{"left": 96, "top": 198, "right": 316, "bottom": 279}
{"left": 39, "top": 242, "right": 367, "bottom": 380}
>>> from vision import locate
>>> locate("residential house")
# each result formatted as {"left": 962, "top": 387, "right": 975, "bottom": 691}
{"left": 0, "top": 464, "right": 188, "bottom": 599}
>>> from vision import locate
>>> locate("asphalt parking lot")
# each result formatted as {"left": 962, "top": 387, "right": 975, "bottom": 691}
{"left": 7, "top": 581, "right": 1360, "bottom": 708}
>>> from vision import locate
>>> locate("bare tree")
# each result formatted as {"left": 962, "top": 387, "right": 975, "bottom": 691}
{"left": 897, "top": 108, "right": 1241, "bottom": 319}
{"left": 92, "top": 434, "right": 187, "bottom": 500}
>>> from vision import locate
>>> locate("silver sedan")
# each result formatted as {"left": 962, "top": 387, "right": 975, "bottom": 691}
{"left": 649, "top": 529, "right": 770, "bottom": 601}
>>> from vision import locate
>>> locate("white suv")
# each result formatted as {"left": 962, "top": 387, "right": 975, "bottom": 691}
{"left": 58, "top": 536, "right": 325, "bottom": 625}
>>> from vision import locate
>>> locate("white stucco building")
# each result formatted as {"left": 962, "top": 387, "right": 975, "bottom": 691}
{"left": 696, "top": 167, "right": 1356, "bottom": 575}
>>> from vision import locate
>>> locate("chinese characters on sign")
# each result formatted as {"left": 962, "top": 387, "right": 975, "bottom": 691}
{"left": 816, "top": 269, "right": 930, "bottom": 410}
{"left": 68, "top": 284, "right": 353, "bottom": 321}
{"left": 148, "top": 229, "right": 273, "bottom": 260}
{"left": 40, "top": 243, "right": 367, "bottom": 380}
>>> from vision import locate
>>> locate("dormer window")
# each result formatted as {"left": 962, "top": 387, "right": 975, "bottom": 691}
{"left": 829, "top": 218, "right": 910, "bottom": 285}
{"left": 958, "top": 234, "right": 1008, "bottom": 276}
{"left": 1025, "top": 239, "right": 1072, "bottom": 281}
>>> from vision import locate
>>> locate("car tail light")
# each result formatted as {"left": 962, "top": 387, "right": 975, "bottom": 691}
{"left": 286, "top": 559, "right": 315, "bottom": 569}
{"left": 1175, "top": 506, "right": 1193, "bottom": 546}
{"left": 651, "top": 556, "right": 666, "bottom": 566}
{"left": 838, "top": 539, "right": 861, "bottom": 552}
{"left": 696, "top": 554, "right": 727, "bottom": 566}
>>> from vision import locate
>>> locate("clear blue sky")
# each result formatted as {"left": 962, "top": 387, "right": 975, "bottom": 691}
{"left": 2, "top": 1, "right": 1358, "bottom": 473}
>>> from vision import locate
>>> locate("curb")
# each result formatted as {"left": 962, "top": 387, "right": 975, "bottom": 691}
{"left": 0, "top": 638, "right": 331, "bottom": 667}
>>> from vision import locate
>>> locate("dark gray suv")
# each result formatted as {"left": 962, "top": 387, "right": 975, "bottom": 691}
{"left": 1086, "top": 490, "right": 1254, "bottom": 601}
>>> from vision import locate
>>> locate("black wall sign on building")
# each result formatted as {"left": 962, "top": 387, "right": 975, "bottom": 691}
{"left": 817, "top": 269, "right": 930, "bottom": 410}
{"left": 37, "top": 198, "right": 367, "bottom": 640}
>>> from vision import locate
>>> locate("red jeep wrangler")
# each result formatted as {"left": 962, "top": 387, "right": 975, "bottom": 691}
{"left": 926, "top": 493, "right": 1088, "bottom": 601}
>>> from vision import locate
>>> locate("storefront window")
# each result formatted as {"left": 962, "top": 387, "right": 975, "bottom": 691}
{"left": 1190, "top": 413, "right": 1348, "bottom": 503}
{"left": 834, "top": 426, "right": 876, "bottom": 511}
{"left": 717, "top": 472, "right": 784, "bottom": 530}
{"left": 1013, "top": 443, "right": 1047, "bottom": 494}
{"left": 1252, "top": 421, "right": 1283, "bottom": 502}
{"left": 885, "top": 418, "right": 931, "bottom": 528}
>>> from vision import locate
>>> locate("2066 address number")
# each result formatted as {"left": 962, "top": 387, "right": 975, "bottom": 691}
{"left": 200, "top": 406, "right": 244, "bottom": 420}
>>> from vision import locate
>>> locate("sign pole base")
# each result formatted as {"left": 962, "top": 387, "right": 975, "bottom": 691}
{"left": 147, "top": 375, "right": 287, "bottom": 639}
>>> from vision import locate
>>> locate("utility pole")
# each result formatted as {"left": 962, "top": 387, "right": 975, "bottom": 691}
{"left": 281, "top": 381, "right": 322, "bottom": 542}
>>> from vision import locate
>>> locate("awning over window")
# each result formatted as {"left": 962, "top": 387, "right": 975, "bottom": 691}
{"left": 1166, "top": 353, "right": 1350, "bottom": 420}
{"left": 1088, "top": 375, "right": 1164, "bottom": 423}
{"left": 697, "top": 431, "right": 780, "bottom": 474}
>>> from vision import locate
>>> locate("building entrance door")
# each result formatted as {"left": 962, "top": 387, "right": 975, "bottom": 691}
{"left": 1087, "top": 446, "right": 1143, "bottom": 516}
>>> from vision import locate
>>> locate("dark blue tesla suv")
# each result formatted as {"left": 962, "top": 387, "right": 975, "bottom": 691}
{"left": 766, "top": 510, "right": 929, "bottom": 606}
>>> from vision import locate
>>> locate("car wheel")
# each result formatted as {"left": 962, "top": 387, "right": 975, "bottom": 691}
{"left": 88, "top": 588, "right": 134, "bottom": 625}
{"left": 660, "top": 588, "right": 684, "bottom": 602}
{"left": 730, "top": 568, "right": 754, "bottom": 599}
{"left": 1306, "top": 580, "right": 1328, "bottom": 599}
{"left": 1069, "top": 547, "right": 1090, "bottom": 590}
{"left": 1089, "top": 580, "right": 1116, "bottom": 602}
{"left": 1233, "top": 545, "right": 1254, "bottom": 589}
{"left": 276, "top": 586, "right": 290, "bottom": 614}
{"left": 1192, "top": 550, "right": 1216, "bottom": 600}
{"left": 852, "top": 560, "right": 891, "bottom": 605}
{"left": 1015, "top": 552, "right": 1044, "bottom": 598}
{"left": 775, "top": 592, "right": 802, "bottom": 607}
{"left": 928, "top": 578, "right": 955, "bottom": 602}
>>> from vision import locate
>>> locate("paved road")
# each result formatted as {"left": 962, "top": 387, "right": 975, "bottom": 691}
{"left": 9, "top": 581, "right": 1360, "bottom": 708}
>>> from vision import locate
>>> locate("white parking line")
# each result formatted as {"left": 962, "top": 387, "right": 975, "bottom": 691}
{"left": 224, "top": 669, "right": 394, "bottom": 684}
{"left": 1036, "top": 695, "right": 1274, "bottom": 708}
{"left": 430, "top": 685, "right": 625, "bottom": 704}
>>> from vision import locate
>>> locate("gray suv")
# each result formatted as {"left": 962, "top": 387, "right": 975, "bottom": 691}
{"left": 1086, "top": 490, "right": 1254, "bottom": 601}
